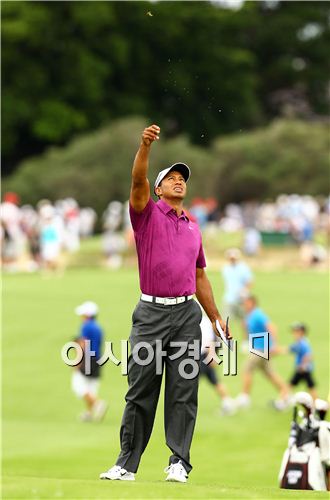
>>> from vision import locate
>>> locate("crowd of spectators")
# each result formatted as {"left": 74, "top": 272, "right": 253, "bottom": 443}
{"left": 189, "top": 195, "right": 329, "bottom": 260}
{"left": 1, "top": 192, "right": 328, "bottom": 271}
{"left": 190, "top": 194, "right": 329, "bottom": 239}
{"left": 1, "top": 192, "right": 96, "bottom": 271}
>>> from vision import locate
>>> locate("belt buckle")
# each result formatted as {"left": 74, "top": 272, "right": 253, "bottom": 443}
{"left": 164, "top": 297, "right": 176, "bottom": 306}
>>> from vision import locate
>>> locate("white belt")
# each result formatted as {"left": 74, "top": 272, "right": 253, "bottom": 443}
{"left": 141, "top": 293, "right": 193, "bottom": 306}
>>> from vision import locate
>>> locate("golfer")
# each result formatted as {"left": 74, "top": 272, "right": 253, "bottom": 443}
{"left": 100, "top": 124, "right": 230, "bottom": 483}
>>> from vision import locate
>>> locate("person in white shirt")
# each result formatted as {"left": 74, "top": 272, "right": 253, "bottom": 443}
{"left": 199, "top": 308, "right": 236, "bottom": 415}
{"left": 222, "top": 248, "right": 253, "bottom": 320}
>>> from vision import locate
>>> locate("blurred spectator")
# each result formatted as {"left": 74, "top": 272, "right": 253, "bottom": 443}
{"left": 199, "top": 306, "right": 236, "bottom": 416}
{"left": 79, "top": 207, "right": 97, "bottom": 238}
{"left": 188, "top": 194, "right": 328, "bottom": 266}
{"left": 72, "top": 301, "right": 108, "bottom": 422}
{"left": 243, "top": 227, "right": 261, "bottom": 256}
{"left": 236, "top": 295, "right": 289, "bottom": 410}
{"left": 39, "top": 204, "right": 62, "bottom": 270}
{"left": 1, "top": 196, "right": 97, "bottom": 272}
{"left": 219, "top": 204, "right": 243, "bottom": 232}
{"left": 102, "top": 201, "right": 126, "bottom": 269}
{"left": 21, "top": 205, "right": 40, "bottom": 271}
{"left": 288, "top": 322, "right": 317, "bottom": 400}
{"left": 189, "top": 198, "right": 209, "bottom": 229}
{"left": 58, "top": 198, "right": 81, "bottom": 252}
{"left": 0, "top": 192, "right": 25, "bottom": 270}
{"left": 222, "top": 248, "right": 253, "bottom": 320}
{"left": 1, "top": 193, "right": 327, "bottom": 272}
{"left": 255, "top": 194, "right": 320, "bottom": 242}
{"left": 189, "top": 197, "right": 220, "bottom": 229}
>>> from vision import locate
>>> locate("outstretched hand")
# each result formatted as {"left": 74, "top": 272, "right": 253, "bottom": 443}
{"left": 142, "top": 124, "right": 160, "bottom": 146}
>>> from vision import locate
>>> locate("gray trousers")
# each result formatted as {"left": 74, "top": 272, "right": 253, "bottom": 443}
{"left": 116, "top": 298, "right": 202, "bottom": 474}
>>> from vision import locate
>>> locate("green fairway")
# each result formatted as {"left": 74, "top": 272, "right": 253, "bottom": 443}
{"left": 2, "top": 267, "right": 329, "bottom": 499}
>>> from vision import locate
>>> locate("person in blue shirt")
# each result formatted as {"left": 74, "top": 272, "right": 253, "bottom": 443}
{"left": 39, "top": 207, "right": 61, "bottom": 270}
{"left": 288, "top": 322, "right": 317, "bottom": 399}
{"left": 236, "top": 295, "right": 289, "bottom": 409}
{"left": 222, "top": 248, "right": 253, "bottom": 320}
{"left": 71, "top": 301, "right": 108, "bottom": 422}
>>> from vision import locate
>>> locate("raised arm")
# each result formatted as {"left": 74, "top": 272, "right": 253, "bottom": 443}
{"left": 130, "top": 124, "right": 160, "bottom": 213}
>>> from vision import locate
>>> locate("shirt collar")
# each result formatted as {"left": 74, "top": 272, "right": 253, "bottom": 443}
{"left": 156, "top": 199, "right": 189, "bottom": 221}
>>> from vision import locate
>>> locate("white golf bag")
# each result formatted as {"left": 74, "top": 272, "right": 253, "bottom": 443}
{"left": 279, "top": 401, "right": 327, "bottom": 491}
{"left": 279, "top": 441, "right": 326, "bottom": 490}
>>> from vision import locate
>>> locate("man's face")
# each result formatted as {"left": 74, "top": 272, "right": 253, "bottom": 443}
{"left": 156, "top": 170, "right": 187, "bottom": 200}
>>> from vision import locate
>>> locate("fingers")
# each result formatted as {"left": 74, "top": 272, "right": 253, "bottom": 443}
{"left": 143, "top": 130, "right": 159, "bottom": 142}
{"left": 149, "top": 124, "right": 160, "bottom": 133}
{"left": 142, "top": 125, "right": 160, "bottom": 144}
{"left": 145, "top": 125, "right": 160, "bottom": 136}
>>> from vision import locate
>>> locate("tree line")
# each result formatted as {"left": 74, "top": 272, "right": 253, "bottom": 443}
{"left": 4, "top": 117, "right": 328, "bottom": 215}
{"left": 2, "top": 1, "right": 329, "bottom": 174}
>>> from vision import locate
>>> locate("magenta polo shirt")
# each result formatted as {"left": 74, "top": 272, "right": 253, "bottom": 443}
{"left": 129, "top": 198, "right": 206, "bottom": 297}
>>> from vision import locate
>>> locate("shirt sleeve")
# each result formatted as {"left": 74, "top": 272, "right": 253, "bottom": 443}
{"left": 258, "top": 311, "right": 269, "bottom": 329}
{"left": 129, "top": 198, "right": 155, "bottom": 232}
{"left": 196, "top": 241, "right": 207, "bottom": 268}
{"left": 299, "top": 341, "right": 310, "bottom": 357}
{"left": 289, "top": 342, "right": 299, "bottom": 354}
{"left": 81, "top": 323, "right": 91, "bottom": 340}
